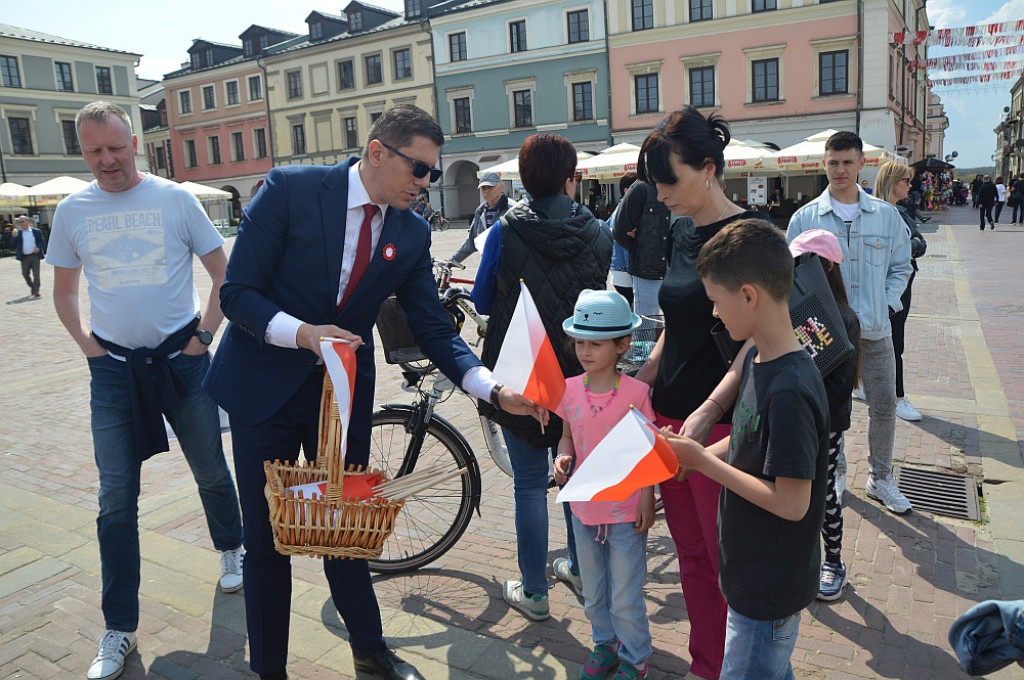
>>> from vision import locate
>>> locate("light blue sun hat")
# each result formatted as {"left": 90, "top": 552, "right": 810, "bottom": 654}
{"left": 562, "top": 289, "right": 643, "bottom": 340}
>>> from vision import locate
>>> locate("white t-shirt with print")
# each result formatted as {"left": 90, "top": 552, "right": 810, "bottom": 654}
{"left": 47, "top": 174, "right": 224, "bottom": 349}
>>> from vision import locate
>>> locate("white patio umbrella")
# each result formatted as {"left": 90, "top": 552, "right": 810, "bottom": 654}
{"left": 22, "top": 176, "right": 90, "bottom": 206}
{"left": 478, "top": 151, "right": 593, "bottom": 182}
{"left": 769, "top": 130, "right": 902, "bottom": 175}
{"left": 178, "top": 181, "right": 232, "bottom": 198}
{"left": 576, "top": 143, "right": 641, "bottom": 180}
{"left": 722, "top": 139, "right": 778, "bottom": 175}
{"left": 0, "top": 182, "right": 29, "bottom": 209}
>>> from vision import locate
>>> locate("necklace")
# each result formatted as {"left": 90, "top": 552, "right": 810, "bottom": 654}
{"left": 583, "top": 373, "right": 620, "bottom": 416}
{"left": 713, "top": 202, "right": 731, "bottom": 223}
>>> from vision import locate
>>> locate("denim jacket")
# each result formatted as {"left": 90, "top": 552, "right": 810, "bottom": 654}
{"left": 787, "top": 187, "right": 911, "bottom": 341}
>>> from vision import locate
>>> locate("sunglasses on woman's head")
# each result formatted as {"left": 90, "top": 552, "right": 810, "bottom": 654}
{"left": 379, "top": 141, "right": 443, "bottom": 183}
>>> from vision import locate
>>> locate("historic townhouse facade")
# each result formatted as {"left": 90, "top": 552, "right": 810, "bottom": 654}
{"left": 0, "top": 23, "right": 142, "bottom": 187}
{"left": 262, "top": 2, "right": 437, "bottom": 175}
{"left": 430, "top": 0, "right": 612, "bottom": 218}
{"left": 605, "top": 0, "right": 934, "bottom": 168}
{"left": 163, "top": 27, "right": 298, "bottom": 213}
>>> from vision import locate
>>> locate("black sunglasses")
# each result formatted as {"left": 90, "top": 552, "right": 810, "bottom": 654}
{"left": 379, "top": 141, "right": 443, "bottom": 183}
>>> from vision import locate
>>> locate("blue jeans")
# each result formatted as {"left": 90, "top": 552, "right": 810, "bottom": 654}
{"left": 630, "top": 276, "right": 662, "bottom": 317}
{"left": 572, "top": 516, "right": 652, "bottom": 667}
{"left": 502, "top": 429, "right": 578, "bottom": 595}
{"left": 859, "top": 336, "right": 897, "bottom": 479}
{"left": 89, "top": 351, "right": 243, "bottom": 632}
{"left": 721, "top": 606, "right": 801, "bottom": 679}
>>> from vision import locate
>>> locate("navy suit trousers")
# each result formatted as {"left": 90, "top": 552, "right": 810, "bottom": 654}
{"left": 231, "top": 368, "right": 384, "bottom": 674}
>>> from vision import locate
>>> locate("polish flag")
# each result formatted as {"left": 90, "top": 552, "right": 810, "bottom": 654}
{"left": 557, "top": 407, "right": 679, "bottom": 502}
{"left": 491, "top": 281, "right": 565, "bottom": 412}
{"left": 321, "top": 338, "right": 357, "bottom": 464}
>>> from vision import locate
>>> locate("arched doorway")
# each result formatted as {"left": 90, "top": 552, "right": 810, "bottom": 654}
{"left": 220, "top": 185, "right": 242, "bottom": 220}
{"left": 441, "top": 159, "right": 482, "bottom": 219}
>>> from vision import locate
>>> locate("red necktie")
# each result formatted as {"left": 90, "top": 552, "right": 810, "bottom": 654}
{"left": 338, "top": 203, "right": 380, "bottom": 312}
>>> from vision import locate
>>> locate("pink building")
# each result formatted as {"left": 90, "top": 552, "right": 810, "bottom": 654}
{"left": 606, "top": 0, "right": 936, "bottom": 168}
{"left": 164, "top": 28, "right": 297, "bottom": 215}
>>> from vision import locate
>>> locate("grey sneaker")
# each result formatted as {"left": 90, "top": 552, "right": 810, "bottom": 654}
{"left": 553, "top": 557, "right": 584, "bottom": 597}
{"left": 867, "top": 474, "right": 912, "bottom": 514}
{"left": 88, "top": 630, "right": 137, "bottom": 680}
{"left": 895, "top": 398, "right": 922, "bottom": 422}
{"left": 219, "top": 546, "right": 244, "bottom": 593}
{"left": 502, "top": 580, "right": 550, "bottom": 621}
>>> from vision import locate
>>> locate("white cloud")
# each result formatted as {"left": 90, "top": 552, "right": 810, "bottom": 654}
{"left": 927, "top": 0, "right": 968, "bottom": 29}
{"left": 983, "top": 0, "right": 1024, "bottom": 24}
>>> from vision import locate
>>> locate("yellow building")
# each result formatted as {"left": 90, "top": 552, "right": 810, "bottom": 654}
{"left": 263, "top": 2, "right": 437, "bottom": 167}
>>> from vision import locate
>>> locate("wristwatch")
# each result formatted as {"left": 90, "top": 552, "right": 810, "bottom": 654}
{"left": 490, "top": 383, "right": 505, "bottom": 411}
{"left": 194, "top": 329, "right": 213, "bottom": 346}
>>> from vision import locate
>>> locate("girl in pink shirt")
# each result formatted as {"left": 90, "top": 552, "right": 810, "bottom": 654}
{"left": 554, "top": 290, "right": 656, "bottom": 680}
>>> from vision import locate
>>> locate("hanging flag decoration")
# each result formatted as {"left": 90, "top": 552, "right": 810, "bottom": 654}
{"left": 892, "top": 22, "right": 1024, "bottom": 47}
{"left": 490, "top": 281, "right": 566, "bottom": 413}
{"left": 557, "top": 407, "right": 679, "bottom": 503}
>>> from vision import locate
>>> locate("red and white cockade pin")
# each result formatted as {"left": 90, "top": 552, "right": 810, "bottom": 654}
{"left": 382, "top": 243, "right": 397, "bottom": 261}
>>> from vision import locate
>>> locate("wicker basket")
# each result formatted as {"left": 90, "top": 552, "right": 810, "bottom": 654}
{"left": 263, "top": 373, "right": 404, "bottom": 559}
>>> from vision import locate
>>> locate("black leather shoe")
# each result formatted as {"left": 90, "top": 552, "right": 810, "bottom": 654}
{"left": 352, "top": 648, "right": 425, "bottom": 680}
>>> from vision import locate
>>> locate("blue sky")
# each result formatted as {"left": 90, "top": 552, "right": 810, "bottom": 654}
{"left": 5, "top": 0, "right": 1018, "bottom": 168}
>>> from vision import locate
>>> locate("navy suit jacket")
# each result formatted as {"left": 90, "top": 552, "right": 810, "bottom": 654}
{"left": 12, "top": 227, "right": 45, "bottom": 261}
{"left": 205, "top": 159, "right": 481, "bottom": 461}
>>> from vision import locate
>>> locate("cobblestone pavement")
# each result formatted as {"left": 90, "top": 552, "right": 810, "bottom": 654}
{"left": 1, "top": 206, "right": 1021, "bottom": 679}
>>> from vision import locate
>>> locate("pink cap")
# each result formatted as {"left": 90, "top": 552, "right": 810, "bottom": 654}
{"left": 789, "top": 228, "right": 843, "bottom": 264}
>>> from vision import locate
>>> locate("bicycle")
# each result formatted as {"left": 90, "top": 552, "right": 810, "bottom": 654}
{"left": 367, "top": 261, "right": 513, "bottom": 574}
{"left": 428, "top": 211, "right": 450, "bottom": 231}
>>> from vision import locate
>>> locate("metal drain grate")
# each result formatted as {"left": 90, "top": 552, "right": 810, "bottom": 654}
{"left": 893, "top": 466, "right": 980, "bottom": 521}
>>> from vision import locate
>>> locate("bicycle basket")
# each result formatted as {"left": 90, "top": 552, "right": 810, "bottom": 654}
{"left": 263, "top": 373, "right": 404, "bottom": 560}
{"left": 375, "top": 296, "right": 429, "bottom": 365}
{"left": 619, "top": 315, "right": 665, "bottom": 372}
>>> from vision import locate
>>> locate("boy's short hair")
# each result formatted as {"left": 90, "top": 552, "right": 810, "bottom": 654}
{"left": 824, "top": 130, "right": 863, "bottom": 154}
{"left": 697, "top": 218, "right": 793, "bottom": 302}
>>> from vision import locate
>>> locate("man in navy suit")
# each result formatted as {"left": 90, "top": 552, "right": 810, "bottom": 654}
{"left": 205, "top": 105, "right": 544, "bottom": 680}
{"left": 12, "top": 215, "right": 46, "bottom": 297}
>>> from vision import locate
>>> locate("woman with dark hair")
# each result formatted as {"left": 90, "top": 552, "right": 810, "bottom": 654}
{"left": 875, "top": 161, "right": 926, "bottom": 422}
{"left": 633, "top": 107, "right": 770, "bottom": 680}
{"left": 473, "top": 133, "right": 612, "bottom": 621}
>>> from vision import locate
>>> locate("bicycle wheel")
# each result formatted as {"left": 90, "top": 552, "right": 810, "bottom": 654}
{"left": 368, "top": 409, "right": 479, "bottom": 573}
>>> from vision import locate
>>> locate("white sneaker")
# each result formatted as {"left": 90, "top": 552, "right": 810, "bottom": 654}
{"left": 88, "top": 630, "right": 137, "bottom": 680}
{"left": 553, "top": 557, "right": 583, "bottom": 597}
{"left": 867, "top": 474, "right": 912, "bottom": 514}
{"left": 851, "top": 386, "right": 865, "bottom": 402}
{"left": 834, "top": 468, "right": 846, "bottom": 501}
{"left": 219, "top": 546, "right": 244, "bottom": 593}
{"left": 895, "top": 398, "right": 922, "bottom": 422}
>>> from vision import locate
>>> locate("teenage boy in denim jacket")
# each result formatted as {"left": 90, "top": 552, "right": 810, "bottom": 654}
{"left": 787, "top": 131, "right": 912, "bottom": 514}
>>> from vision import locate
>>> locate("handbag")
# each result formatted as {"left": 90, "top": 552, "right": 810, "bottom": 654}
{"left": 789, "top": 254, "right": 855, "bottom": 377}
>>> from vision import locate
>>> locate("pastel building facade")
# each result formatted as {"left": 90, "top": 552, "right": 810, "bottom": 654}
{"left": 164, "top": 28, "right": 296, "bottom": 214}
{"left": 605, "top": 0, "right": 932, "bottom": 193}
{"left": 0, "top": 23, "right": 143, "bottom": 187}
{"left": 431, "top": 0, "right": 611, "bottom": 218}
{"left": 263, "top": 3, "right": 437, "bottom": 173}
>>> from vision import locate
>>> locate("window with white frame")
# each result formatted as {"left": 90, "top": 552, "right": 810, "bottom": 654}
{"left": 690, "top": 0, "right": 712, "bottom": 22}
{"left": 248, "top": 75, "right": 262, "bottom": 101}
{"left": 635, "top": 73, "right": 659, "bottom": 113}
{"left": 752, "top": 0, "right": 777, "bottom": 12}
{"left": 202, "top": 85, "right": 216, "bottom": 110}
{"left": 208, "top": 135, "right": 221, "bottom": 165}
{"left": 509, "top": 20, "right": 527, "bottom": 53}
{"left": 179, "top": 90, "right": 192, "bottom": 114}
{"left": 343, "top": 117, "right": 358, "bottom": 149}
{"left": 393, "top": 48, "right": 412, "bottom": 80}
{"left": 287, "top": 70, "right": 303, "bottom": 99}
{"left": 225, "top": 80, "right": 240, "bottom": 106}
{"left": 632, "top": 0, "right": 654, "bottom": 30}
{"left": 231, "top": 131, "right": 245, "bottom": 161}
{"left": 253, "top": 128, "right": 267, "bottom": 158}
{"left": 61, "top": 120, "right": 80, "bottom": 155}
{"left": 690, "top": 66, "right": 715, "bottom": 108}
{"left": 365, "top": 54, "right": 383, "bottom": 85}
{"left": 513, "top": 90, "right": 532, "bottom": 127}
{"left": 338, "top": 60, "right": 355, "bottom": 90}
{"left": 1, "top": 55, "right": 21, "bottom": 87}
{"left": 449, "top": 32, "right": 467, "bottom": 62}
{"left": 572, "top": 82, "right": 593, "bottom": 121}
{"left": 184, "top": 139, "right": 198, "bottom": 168}
{"left": 819, "top": 50, "right": 848, "bottom": 95}
{"left": 292, "top": 123, "right": 306, "bottom": 155}
{"left": 744, "top": 44, "right": 785, "bottom": 104}
{"left": 8, "top": 117, "right": 32, "bottom": 154}
{"left": 454, "top": 97, "right": 472, "bottom": 133}
{"left": 567, "top": 9, "right": 589, "bottom": 43}
{"left": 55, "top": 62, "right": 74, "bottom": 91}
{"left": 96, "top": 66, "right": 113, "bottom": 95}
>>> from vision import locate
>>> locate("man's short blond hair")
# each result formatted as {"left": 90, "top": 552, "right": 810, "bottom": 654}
{"left": 75, "top": 101, "right": 133, "bottom": 134}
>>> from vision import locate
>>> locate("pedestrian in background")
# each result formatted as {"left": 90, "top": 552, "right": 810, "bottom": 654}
{"left": 613, "top": 179, "right": 670, "bottom": 316}
{"left": 979, "top": 175, "right": 997, "bottom": 230}
{"left": 451, "top": 171, "right": 509, "bottom": 263}
{"left": 12, "top": 215, "right": 46, "bottom": 297}
{"left": 994, "top": 175, "right": 1007, "bottom": 225}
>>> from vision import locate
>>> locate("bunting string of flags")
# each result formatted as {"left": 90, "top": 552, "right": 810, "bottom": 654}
{"left": 910, "top": 44, "right": 1024, "bottom": 69}
{"left": 892, "top": 22, "right": 1024, "bottom": 47}
{"left": 929, "top": 69, "right": 1023, "bottom": 88}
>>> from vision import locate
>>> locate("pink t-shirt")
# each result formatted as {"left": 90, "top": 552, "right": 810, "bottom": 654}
{"left": 559, "top": 373, "right": 655, "bottom": 526}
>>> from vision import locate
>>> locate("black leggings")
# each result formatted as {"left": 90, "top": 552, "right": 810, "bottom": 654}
{"left": 980, "top": 204, "right": 994, "bottom": 228}
{"left": 821, "top": 431, "right": 845, "bottom": 563}
{"left": 890, "top": 268, "right": 915, "bottom": 398}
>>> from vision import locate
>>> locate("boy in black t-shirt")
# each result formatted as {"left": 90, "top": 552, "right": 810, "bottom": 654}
{"left": 663, "top": 219, "right": 829, "bottom": 679}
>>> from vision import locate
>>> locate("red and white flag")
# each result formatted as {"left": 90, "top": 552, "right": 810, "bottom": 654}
{"left": 320, "top": 338, "right": 357, "bottom": 464}
{"left": 491, "top": 281, "right": 565, "bottom": 412}
{"left": 557, "top": 407, "right": 679, "bottom": 502}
